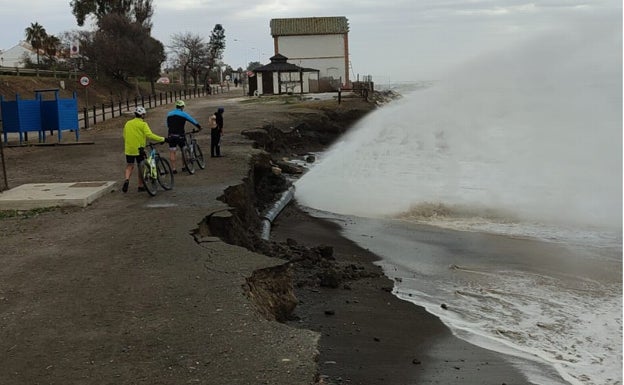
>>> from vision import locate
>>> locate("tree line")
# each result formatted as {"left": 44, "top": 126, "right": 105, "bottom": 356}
{"left": 21, "top": 0, "right": 229, "bottom": 94}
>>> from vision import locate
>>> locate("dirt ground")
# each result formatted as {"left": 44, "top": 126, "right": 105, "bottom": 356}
{"left": 0, "top": 89, "right": 355, "bottom": 385}
{"left": 0, "top": 89, "right": 531, "bottom": 385}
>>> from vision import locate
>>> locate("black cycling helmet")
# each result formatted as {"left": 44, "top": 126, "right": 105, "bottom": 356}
{"left": 217, "top": 107, "right": 224, "bottom": 113}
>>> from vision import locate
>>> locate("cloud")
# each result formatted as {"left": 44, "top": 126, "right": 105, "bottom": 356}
{"left": 157, "top": 0, "right": 205, "bottom": 12}
{"left": 1, "top": 0, "right": 620, "bottom": 81}
{"left": 455, "top": 3, "right": 538, "bottom": 16}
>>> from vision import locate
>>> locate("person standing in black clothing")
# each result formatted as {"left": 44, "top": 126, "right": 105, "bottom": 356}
{"left": 210, "top": 107, "right": 224, "bottom": 157}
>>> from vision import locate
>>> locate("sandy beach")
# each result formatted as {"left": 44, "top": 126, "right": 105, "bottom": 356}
{"left": 271, "top": 203, "right": 536, "bottom": 385}
{"left": 0, "top": 89, "right": 534, "bottom": 384}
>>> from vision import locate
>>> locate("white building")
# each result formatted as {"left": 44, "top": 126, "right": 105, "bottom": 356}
{"left": 0, "top": 41, "right": 37, "bottom": 68}
{"left": 270, "top": 16, "right": 350, "bottom": 91}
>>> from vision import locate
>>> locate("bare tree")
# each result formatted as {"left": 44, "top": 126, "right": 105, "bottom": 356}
{"left": 59, "top": 30, "right": 95, "bottom": 72}
{"left": 169, "top": 32, "right": 208, "bottom": 90}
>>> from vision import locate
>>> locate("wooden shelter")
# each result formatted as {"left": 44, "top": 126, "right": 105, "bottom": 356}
{"left": 249, "top": 54, "right": 320, "bottom": 96}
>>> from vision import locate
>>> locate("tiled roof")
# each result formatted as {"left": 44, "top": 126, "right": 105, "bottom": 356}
{"left": 270, "top": 17, "right": 349, "bottom": 36}
{"left": 254, "top": 54, "right": 319, "bottom": 73}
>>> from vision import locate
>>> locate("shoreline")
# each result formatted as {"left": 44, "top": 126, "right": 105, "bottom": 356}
{"left": 270, "top": 202, "right": 535, "bottom": 385}
{"left": 0, "top": 89, "right": 585, "bottom": 385}
{"left": 236, "top": 91, "right": 547, "bottom": 384}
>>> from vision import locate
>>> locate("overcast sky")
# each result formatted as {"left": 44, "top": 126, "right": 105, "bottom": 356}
{"left": 0, "top": 0, "right": 621, "bottom": 82}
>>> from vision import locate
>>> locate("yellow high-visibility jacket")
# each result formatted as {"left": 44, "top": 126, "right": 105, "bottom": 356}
{"left": 123, "top": 117, "right": 164, "bottom": 156}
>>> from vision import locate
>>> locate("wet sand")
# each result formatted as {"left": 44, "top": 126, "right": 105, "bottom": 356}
{"left": 272, "top": 203, "right": 536, "bottom": 385}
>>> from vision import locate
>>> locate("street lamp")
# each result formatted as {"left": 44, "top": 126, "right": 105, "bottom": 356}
{"left": 232, "top": 39, "right": 249, "bottom": 70}
{"left": 233, "top": 39, "right": 266, "bottom": 67}
{"left": 250, "top": 47, "right": 262, "bottom": 63}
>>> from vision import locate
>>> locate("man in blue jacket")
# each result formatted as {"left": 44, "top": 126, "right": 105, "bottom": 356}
{"left": 166, "top": 100, "right": 202, "bottom": 173}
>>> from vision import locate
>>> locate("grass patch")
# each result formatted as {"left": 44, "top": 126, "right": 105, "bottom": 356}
{"left": 0, "top": 206, "right": 59, "bottom": 220}
{"left": 240, "top": 95, "right": 305, "bottom": 105}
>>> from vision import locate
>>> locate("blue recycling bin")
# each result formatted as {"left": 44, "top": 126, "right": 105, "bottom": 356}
{"left": 0, "top": 93, "right": 43, "bottom": 144}
{"left": 37, "top": 89, "right": 79, "bottom": 142}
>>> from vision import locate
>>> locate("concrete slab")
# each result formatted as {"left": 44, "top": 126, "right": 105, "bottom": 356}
{"left": 0, "top": 181, "right": 117, "bottom": 210}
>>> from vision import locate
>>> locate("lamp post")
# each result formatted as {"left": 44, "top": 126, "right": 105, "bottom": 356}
{"left": 233, "top": 39, "right": 265, "bottom": 67}
{"left": 233, "top": 39, "right": 250, "bottom": 70}
{"left": 250, "top": 47, "right": 262, "bottom": 63}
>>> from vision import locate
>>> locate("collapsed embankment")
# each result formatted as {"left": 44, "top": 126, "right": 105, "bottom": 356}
{"left": 193, "top": 92, "right": 398, "bottom": 322}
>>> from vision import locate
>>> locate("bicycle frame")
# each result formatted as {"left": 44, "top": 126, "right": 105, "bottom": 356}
{"left": 185, "top": 132, "right": 197, "bottom": 156}
{"left": 179, "top": 129, "right": 205, "bottom": 174}
{"left": 147, "top": 148, "right": 157, "bottom": 178}
{"left": 138, "top": 146, "right": 157, "bottom": 177}
{"left": 137, "top": 143, "right": 174, "bottom": 196}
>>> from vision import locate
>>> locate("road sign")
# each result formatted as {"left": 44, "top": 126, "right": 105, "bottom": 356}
{"left": 70, "top": 41, "right": 80, "bottom": 58}
{"left": 79, "top": 75, "right": 90, "bottom": 87}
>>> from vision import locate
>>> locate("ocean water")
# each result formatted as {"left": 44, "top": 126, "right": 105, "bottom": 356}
{"left": 293, "top": 18, "right": 622, "bottom": 385}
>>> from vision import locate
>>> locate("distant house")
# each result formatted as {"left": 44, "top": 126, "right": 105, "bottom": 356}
{"left": 249, "top": 54, "right": 320, "bottom": 96}
{"left": 270, "top": 16, "right": 350, "bottom": 91}
{"left": 0, "top": 41, "right": 38, "bottom": 68}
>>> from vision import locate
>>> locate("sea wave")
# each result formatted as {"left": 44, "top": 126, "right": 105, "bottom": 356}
{"left": 394, "top": 203, "right": 622, "bottom": 251}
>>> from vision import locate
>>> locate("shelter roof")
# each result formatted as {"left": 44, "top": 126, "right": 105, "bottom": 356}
{"left": 254, "top": 54, "right": 319, "bottom": 73}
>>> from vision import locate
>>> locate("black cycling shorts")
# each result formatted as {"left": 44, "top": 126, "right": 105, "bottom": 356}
{"left": 168, "top": 134, "right": 186, "bottom": 149}
{"left": 125, "top": 154, "right": 144, "bottom": 164}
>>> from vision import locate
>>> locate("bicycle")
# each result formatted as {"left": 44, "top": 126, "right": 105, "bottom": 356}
{"left": 181, "top": 129, "right": 206, "bottom": 175}
{"left": 137, "top": 142, "right": 174, "bottom": 196}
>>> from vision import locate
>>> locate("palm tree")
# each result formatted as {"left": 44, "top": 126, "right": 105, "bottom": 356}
{"left": 25, "top": 22, "right": 47, "bottom": 67}
{"left": 42, "top": 35, "right": 61, "bottom": 63}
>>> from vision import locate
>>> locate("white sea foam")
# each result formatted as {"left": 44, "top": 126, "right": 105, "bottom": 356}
{"left": 334, "top": 214, "right": 623, "bottom": 385}
{"left": 388, "top": 257, "right": 622, "bottom": 385}
{"left": 294, "top": 12, "right": 622, "bottom": 385}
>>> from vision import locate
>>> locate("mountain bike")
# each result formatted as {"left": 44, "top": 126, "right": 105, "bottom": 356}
{"left": 138, "top": 142, "right": 174, "bottom": 196}
{"left": 181, "top": 129, "right": 206, "bottom": 175}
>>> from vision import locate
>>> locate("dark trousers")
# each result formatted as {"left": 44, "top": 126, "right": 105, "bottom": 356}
{"left": 211, "top": 129, "right": 221, "bottom": 157}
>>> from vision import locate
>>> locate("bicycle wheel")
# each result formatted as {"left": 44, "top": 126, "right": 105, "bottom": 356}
{"left": 156, "top": 156, "right": 174, "bottom": 190}
{"left": 181, "top": 145, "right": 196, "bottom": 175}
{"left": 194, "top": 142, "right": 206, "bottom": 169}
{"left": 138, "top": 160, "right": 158, "bottom": 196}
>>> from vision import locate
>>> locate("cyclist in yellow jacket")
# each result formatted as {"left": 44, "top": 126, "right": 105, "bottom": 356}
{"left": 122, "top": 106, "right": 165, "bottom": 193}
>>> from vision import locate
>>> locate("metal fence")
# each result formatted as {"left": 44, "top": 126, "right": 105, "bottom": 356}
{"left": 78, "top": 86, "right": 227, "bottom": 129}
{"left": 0, "top": 66, "right": 75, "bottom": 78}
